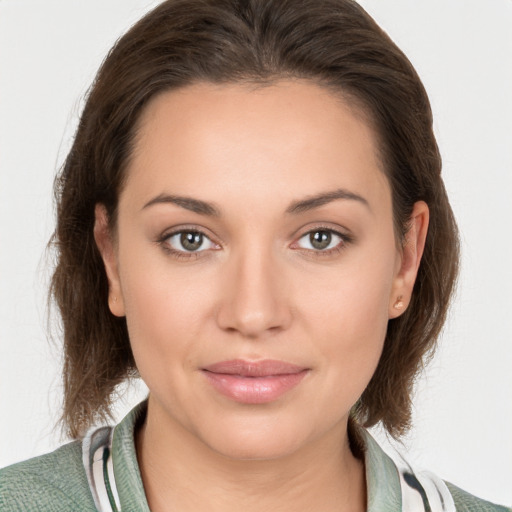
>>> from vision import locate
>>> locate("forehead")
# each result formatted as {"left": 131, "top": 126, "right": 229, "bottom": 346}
{"left": 123, "top": 80, "right": 390, "bottom": 215}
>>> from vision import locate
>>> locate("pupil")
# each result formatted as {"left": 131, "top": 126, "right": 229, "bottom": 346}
{"left": 181, "top": 232, "right": 203, "bottom": 251}
{"left": 310, "top": 231, "right": 331, "bottom": 250}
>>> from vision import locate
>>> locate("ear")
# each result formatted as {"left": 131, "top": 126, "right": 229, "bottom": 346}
{"left": 389, "top": 201, "right": 429, "bottom": 319}
{"left": 93, "top": 204, "right": 126, "bottom": 317}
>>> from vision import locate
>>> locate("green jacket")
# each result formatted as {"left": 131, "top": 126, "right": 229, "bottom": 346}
{"left": 1, "top": 401, "right": 510, "bottom": 511}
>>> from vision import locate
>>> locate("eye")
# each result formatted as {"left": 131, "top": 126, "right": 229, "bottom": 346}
{"left": 295, "top": 229, "right": 345, "bottom": 251}
{"left": 165, "top": 230, "right": 218, "bottom": 253}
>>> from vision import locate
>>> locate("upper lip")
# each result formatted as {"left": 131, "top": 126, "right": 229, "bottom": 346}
{"left": 202, "top": 359, "right": 307, "bottom": 377}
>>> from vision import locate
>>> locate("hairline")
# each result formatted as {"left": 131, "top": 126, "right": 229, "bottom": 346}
{"left": 109, "top": 77, "right": 394, "bottom": 232}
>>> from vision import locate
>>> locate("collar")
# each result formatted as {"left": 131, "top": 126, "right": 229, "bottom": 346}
{"left": 110, "top": 400, "right": 404, "bottom": 511}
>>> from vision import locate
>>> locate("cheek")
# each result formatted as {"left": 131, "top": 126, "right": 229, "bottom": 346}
{"left": 301, "top": 249, "right": 394, "bottom": 338}
{"left": 117, "top": 248, "right": 212, "bottom": 374}
{"left": 298, "top": 248, "right": 396, "bottom": 391}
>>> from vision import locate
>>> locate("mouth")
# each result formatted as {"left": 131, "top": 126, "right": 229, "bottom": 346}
{"left": 201, "top": 359, "right": 309, "bottom": 404}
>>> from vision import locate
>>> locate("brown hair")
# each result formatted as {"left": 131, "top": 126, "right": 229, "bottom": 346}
{"left": 51, "top": 0, "right": 459, "bottom": 439}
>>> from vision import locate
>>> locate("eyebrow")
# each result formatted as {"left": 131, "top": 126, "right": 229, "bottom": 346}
{"left": 142, "top": 188, "right": 369, "bottom": 217}
{"left": 285, "top": 188, "right": 370, "bottom": 214}
{"left": 142, "top": 194, "right": 220, "bottom": 216}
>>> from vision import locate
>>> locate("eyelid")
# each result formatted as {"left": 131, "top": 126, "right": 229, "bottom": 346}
{"left": 289, "top": 225, "right": 353, "bottom": 253}
{"left": 157, "top": 225, "right": 221, "bottom": 257}
{"left": 158, "top": 224, "right": 218, "bottom": 242}
{"left": 168, "top": 231, "right": 217, "bottom": 251}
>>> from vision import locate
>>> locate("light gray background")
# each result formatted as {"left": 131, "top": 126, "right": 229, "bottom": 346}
{"left": 1, "top": 0, "right": 511, "bottom": 505}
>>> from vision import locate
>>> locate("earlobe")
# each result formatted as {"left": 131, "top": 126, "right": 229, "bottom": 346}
{"left": 389, "top": 201, "right": 429, "bottom": 319}
{"left": 93, "top": 204, "right": 126, "bottom": 317}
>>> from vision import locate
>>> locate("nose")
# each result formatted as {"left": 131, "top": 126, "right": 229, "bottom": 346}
{"left": 216, "top": 245, "right": 292, "bottom": 338}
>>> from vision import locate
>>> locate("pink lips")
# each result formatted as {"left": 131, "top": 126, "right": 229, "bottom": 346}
{"left": 202, "top": 359, "right": 309, "bottom": 404}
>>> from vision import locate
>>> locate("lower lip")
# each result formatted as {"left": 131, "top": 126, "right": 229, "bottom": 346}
{"left": 202, "top": 370, "right": 308, "bottom": 404}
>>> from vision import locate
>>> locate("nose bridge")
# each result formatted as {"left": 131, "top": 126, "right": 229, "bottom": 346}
{"left": 216, "top": 240, "right": 290, "bottom": 337}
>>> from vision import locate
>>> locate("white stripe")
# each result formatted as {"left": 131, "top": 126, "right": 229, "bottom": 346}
{"left": 106, "top": 428, "right": 122, "bottom": 511}
{"left": 398, "top": 468, "right": 427, "bottom": 511}
{"left": 92, "top": 449, "right": 113, "bottom": 512}
{"left": 83, "top": 426, "right": 121, "bottom": 512}
{"left": 416, "top": 470, "right": 456, "bottom": 512}
{"left": 392, "top": 452, "right": 456, "bottom": 512}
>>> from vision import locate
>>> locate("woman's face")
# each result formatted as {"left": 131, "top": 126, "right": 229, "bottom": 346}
{"left": 97, "top": 81, "right": 425, "bottom": 460}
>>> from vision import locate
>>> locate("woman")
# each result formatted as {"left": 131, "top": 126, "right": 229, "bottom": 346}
{"left": 0, "top": 0, "right": 510, "bottom": 510}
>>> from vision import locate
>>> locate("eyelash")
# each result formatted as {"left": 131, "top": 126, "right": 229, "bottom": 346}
{"left": 157, "top": 226, "right": 352, "bottom": 260}
{"left": 156, "top": 227, "right": 219, "bottom": 261}
{"left": 292, "top": 226, "right": 352, "bottom": 257}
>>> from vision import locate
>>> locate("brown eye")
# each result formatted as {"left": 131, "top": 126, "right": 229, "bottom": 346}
{"left": 295, "top": 229, "right": 344, "bottom": 252}
{"left": 310, "top": 231, "right": 332, "bottom": 250}
{"left": 180, "top": 232, "right": 204, "bottom": 251}
{"left": 166, "top": 230, "right": 216, "bottom": 253}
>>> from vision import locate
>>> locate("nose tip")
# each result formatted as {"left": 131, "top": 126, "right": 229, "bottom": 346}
{"left": 216, "top": 254, "right": 292, "bottom": 338}
{"left": 225, "top": 308, "right": 281, "bottom": 338}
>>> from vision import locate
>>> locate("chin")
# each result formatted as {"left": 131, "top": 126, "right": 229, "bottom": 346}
{"left": 194, "top": 414, "right": 315, "bottom": 462}
{"left": 208, "top": 434, "right": 302, "bottom": 462}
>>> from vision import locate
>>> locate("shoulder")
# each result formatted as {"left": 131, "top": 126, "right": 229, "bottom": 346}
{"left": 0, "top": 441, "right": 96, "bottom": 512}
{"left": 447, "top": 482, "right": 512, "bottom": 512}
{"left": 358, "top": 428, "right": 511, "bottom": 512}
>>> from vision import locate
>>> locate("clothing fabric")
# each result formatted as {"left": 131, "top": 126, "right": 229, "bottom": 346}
{"left": 1, "top": 401, "right": 510, "bottom": 511}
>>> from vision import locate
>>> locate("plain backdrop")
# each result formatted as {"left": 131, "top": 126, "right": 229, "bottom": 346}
{"left": 0, "top": 0, "right": 511, "bottom": 506}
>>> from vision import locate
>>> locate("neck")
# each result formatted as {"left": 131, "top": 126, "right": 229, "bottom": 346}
{"left": 135, "top": 398, "right": 366, "bottom": 512}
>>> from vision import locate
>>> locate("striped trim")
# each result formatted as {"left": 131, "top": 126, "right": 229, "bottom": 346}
{"left": 83, "top": 426, "right": 122, "bottom": 512}
{"left": 82, "top": 422, "right": 456, "bottom": 512}
{"left": 394, "top": 454, "right": 456, "bottom": 512}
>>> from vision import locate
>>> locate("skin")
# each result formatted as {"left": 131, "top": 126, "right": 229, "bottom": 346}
{"left": 95, "top": 80, "right": 428, "bottom": 512}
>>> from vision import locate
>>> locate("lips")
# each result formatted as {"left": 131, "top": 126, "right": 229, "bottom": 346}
{"left": 202, "top": 359, "right": 309, "bottom": 404}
